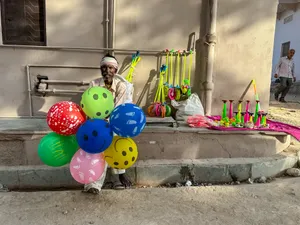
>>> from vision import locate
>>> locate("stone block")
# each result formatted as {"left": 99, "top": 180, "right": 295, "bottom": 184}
{"left": 136, "top": 160, "right": 192, "bottom": 185}
{"left": 0, "top": 166, "right": 19, "bottom": 188}
{"left": 0, "top": 140, "right": 26, "bottom": 166}
{"left": 228, "top": 164, "right": 252, "bottom": 181}
{"left": 18, "top": 166, "right": 80, "bottom": 189}
{"left": 251, "top": 155, "right": 298, "bottom": 179}
{"left": 192, "top": 162, "right": 231, "bottom": 184}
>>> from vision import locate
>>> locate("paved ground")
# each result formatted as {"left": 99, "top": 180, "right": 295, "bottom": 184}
{"left": 269, "top": 93, "right": 300, "bottom": 128}
{"left": 1, "top": 178, "right": 300, "bottom": 225}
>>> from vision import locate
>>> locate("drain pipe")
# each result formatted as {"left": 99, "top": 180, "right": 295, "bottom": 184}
{"left": 26, "top": 65, "right": 34, "bottom": 117}
{"left": 105, "top": 0, "right": 109, "bottom": 51}
{"left": 203, "top": 0, "right": 218, "bottom": 116}
{"left": 108, "top": 0, "right": 115, "bottom": 56}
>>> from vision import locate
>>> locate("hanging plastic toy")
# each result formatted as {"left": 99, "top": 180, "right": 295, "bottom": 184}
{"left": 180, "top": 50, "right": 193, "bottom": 97}
{"left": 168, "top": 49, "right": 176, "bottom": 101}
{"left": 174, "top": 50, "right": 181, "bottom": 101}
{"left": 183, "top": 50, "right": 194, "bottom": 97}
{"left": 125, "top": 51, "right": 141, "bottom": 83}
{"left": 157, "top": 65, "right": 172, "bottom": 117}
{"left": 115, "top": 51, "right": 141, "bottom": 104}
{"left": 147, "top": 65, "right": 171, "bottom": 117}
{"left": 163, "top": 49, "right": 170, "bottom": 99}
{"left": 180, "top": 51, "right": 188, "bottom": 95}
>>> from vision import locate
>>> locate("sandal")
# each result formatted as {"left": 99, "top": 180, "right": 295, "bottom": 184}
{"left": 113, "top": 181, "right": 125, "bottom": 190}
{"left": 83, "top": 187, "right": 100, "bottom": 195}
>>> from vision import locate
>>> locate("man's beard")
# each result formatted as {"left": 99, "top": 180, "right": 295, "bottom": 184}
{"left": 103, "top": 74, "right": 113, "bottom": 84}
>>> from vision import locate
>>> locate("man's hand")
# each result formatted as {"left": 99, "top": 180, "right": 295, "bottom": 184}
{"left": 274, "top": 74, "right": 278, "bottom": 78}
{"left": 293, "top": 77, "right": 296, "bottom": 82}
{"left": 119, "top": 174, "right": 132, "bottom": 188}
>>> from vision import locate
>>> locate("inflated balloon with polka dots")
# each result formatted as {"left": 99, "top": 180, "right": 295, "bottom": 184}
{"left": 76, "top": 119, "right": 113, "bottom": 154}
{"left": 103, "top": 136, "right": 138, "bottom": 170}
{"left": 46, "top": 101, "right": 86, "bottom": 136}
{"left": 80, "top": 87, "right": 114, "bottom": 119}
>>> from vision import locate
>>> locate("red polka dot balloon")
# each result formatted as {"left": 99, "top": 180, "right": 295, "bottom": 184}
{"left": 47, "top": 101, "right": 86, "bottom": 136}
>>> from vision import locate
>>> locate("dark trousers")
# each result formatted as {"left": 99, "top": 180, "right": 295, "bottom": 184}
{"left": 275, "top": 77, "right": 293, "bottom": 99}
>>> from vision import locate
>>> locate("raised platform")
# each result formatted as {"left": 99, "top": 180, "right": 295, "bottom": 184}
{"left": 0, "top": 118, "right": 297, "bottom": 189}
{"left": 0, "top": 118, "right": 291, "bottom": 166}
{"left": 1, "top": 150, "right": 299, "bottom": 189}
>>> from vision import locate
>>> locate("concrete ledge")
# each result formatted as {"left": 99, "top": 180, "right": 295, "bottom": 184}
{"left": 0, "top": 128, "right": 291, "bottom": 166}
{"left": 1, "top": 152, "right": 298, "bottom": 190}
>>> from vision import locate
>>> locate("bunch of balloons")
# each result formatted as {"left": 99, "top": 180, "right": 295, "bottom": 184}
{"left": 38, "top": 86, "right": 146, "bottom": 184}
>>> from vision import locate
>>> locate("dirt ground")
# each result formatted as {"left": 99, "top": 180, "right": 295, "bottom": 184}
{"left": 268, "top": 92, "right": 300, "bottom": 127}
{"left": 1, "top": 178, "right": 300, "bottom": 225}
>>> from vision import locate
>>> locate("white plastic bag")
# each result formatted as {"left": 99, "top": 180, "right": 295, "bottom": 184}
{"left": 171, "top": 93, "right": 204, "bottom": 120}
{"left": 115, "top": 74, "right": 134, "bottom": 103}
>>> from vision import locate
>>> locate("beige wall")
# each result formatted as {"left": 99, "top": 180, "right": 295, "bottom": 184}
{"left": 0, "top": 0, "right": 277, "bottom": 117}
{"left": 212, "top": 0, "right": 277, "bottom": 114}
{"left": 46, "top": 0, "right": 105, "bottom": 47}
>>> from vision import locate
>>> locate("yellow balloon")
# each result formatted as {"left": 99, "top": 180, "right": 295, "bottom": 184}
{"left": 103, "top": 136, "right": 138, "bottom": 169}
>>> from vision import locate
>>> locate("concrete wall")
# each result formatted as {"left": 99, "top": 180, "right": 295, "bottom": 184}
{"left": 272, "top": 4, "right": 300, "bottom": 82}
{"left": 212, "top": 0, "right": 277, "bottom": 114}
{"left": 0, "top": 0, "right": 277, "bottom": 117}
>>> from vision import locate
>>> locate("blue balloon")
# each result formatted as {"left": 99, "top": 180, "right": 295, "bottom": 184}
{"left": 109, "top": 103, "right": 146, "bottom": 137}
{"left": 76, "top": 119, "right": 113, "bottom": 154}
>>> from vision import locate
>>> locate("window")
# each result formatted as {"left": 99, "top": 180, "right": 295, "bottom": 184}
{"left": 281, "top": 41, "right": 290, "bottom": 57}
{"left": 283, "top": 14, "right": 293, "bottom": 24}
{"left": 1, "top": 0, "right": 46, "bottom": 45}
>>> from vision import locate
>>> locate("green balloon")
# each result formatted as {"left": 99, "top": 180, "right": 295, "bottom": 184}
{"left": 38, "top": 132, "right": 79, "bottom": 167}
{"left": 80, "top": 86, "right": 114, "bottom": 119}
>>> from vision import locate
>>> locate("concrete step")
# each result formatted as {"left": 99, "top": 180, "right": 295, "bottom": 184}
{"left": 0, "top": 128, "right": 291, "bottom": 166}
{"left": 0, "top": 119, "right": 292, "bottom": 166}
{"left": 1, "top": 149, "right": 299, "bottom": 190}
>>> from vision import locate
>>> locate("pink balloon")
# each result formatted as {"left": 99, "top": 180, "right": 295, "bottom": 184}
{"left": 70, "top": 149, "right": 106, "bottom": 184}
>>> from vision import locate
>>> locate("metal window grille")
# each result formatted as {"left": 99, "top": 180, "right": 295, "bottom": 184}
{"left": 1, "top": 0, "right": 46, "bottom": 45}
{"left": 283, "top": 14, "right": 293, "bottom": 24}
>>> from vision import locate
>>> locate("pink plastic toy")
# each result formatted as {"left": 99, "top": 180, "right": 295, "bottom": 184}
{"left": 245, "top": 100, "right": 250, "bottom": 123}
{"left": 229, "top": 100, "right": 234, "bottom": 119}
{"left": 187, "top": 115, "right": 210, "bottom": 128}
{"left": 168, "top": 88, "right": 175, "bottom": 100}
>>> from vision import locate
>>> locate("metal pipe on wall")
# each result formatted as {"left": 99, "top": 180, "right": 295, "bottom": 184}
{"left": 29, "top": 65, "right": 100, "bottom": 69}
{"left": 40, "top": 80, "right": 89, "bottom": 85}
{"left": 37, "top": 89, "right": 84, "bottom": 94}
{"left": 0, "top": 44, "right": 163, "bottom": 55}
{"left": 203, "top": 0, "right": 218, "bottom": 116}
{"left": 26, "top": 64, "right": 102, "bottom": 117}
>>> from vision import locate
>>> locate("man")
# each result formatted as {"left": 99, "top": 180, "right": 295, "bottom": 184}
{"left": 84, "top": 54, "right": 132, "bottom": 194}
{"left": 274, "top": 49, "right": 296, "bottom": 103}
